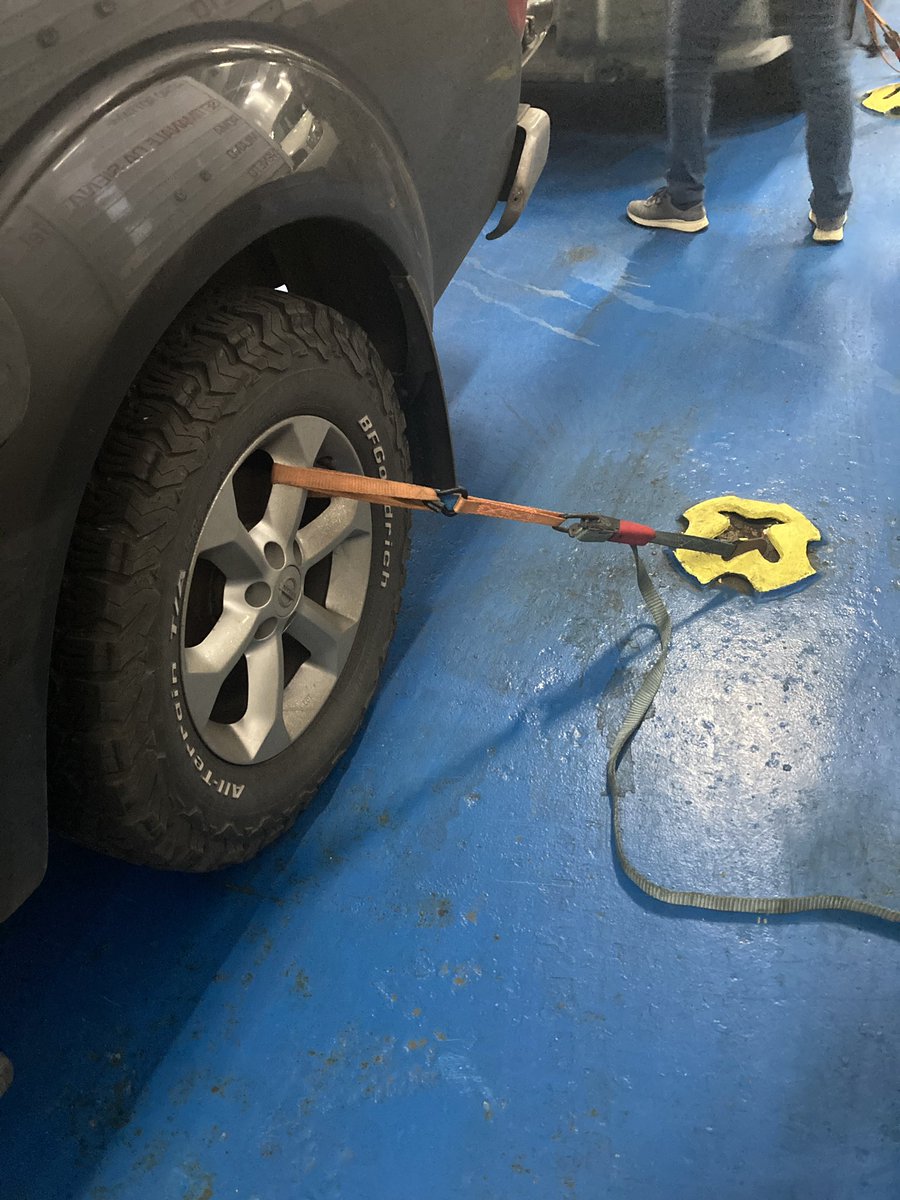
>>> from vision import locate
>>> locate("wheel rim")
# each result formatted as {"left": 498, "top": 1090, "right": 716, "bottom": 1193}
{"left": 181, "top": 415, "right": 373, "bottom": 766}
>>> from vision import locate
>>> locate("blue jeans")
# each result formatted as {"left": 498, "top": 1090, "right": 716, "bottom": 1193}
{"left": 666, "top": 0, "right": 853, "bottom": 219}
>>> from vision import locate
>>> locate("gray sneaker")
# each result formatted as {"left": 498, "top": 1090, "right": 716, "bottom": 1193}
{"left": 809, "top": 209, "right": 847, "bottom": 243}
{"left": 627, "top": 187, "right": 709, "bottom": 233}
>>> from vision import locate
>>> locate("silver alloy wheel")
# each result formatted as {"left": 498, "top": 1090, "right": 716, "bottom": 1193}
{"left": 181, "top": 415, "right": 372, "bottom": 766}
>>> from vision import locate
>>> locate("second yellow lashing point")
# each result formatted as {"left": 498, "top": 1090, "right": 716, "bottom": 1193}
{"left": 861, "top": 84, "right": 900, "bottom": 117}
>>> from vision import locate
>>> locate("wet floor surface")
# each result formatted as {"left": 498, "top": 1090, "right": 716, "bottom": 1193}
{"left": 1, "top": 37, "right": 899, "bottom": 1200}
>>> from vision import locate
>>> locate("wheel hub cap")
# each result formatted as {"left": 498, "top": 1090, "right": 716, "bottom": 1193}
{"left": 274, "top": 566, "right": 302, "bottom": 616}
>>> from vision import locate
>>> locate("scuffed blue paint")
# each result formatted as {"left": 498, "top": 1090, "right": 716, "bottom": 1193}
{"left": 1, "top": 45, "right": 899, "bottom": 1200}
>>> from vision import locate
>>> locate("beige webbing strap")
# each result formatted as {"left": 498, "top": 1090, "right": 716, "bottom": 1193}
{"left": 271, "top": 464, "right": 566, "bottom": 528}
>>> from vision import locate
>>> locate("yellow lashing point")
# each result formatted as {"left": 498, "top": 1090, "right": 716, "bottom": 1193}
{"left": 861, "top": 84, "right": 900, "bottom": 116}
{"left": 675, "top": 495, "right": 821, "bottom": 592}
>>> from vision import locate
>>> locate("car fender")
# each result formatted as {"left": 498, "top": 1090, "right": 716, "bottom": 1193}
{"left": 0, "top": 37, "right": 451, "bottom": 919}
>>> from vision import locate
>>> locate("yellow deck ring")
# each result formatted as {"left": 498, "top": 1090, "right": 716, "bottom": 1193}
{"left": 861, "top": 84, "right": 900, "bottom": 116}
{"left": 675, "top": 495, "right": 821, "bottom": 592}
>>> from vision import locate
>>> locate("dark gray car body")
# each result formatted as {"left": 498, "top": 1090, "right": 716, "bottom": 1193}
{"left": 0, "top": 0, "right": 528, "bottom": 919}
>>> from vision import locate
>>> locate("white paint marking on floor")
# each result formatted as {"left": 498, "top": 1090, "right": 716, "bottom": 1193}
{"left": 451, "top": 278, "right": 602, "bottom": 349}
{"left": 460, "top": 256, "right": 900, "bottom": 399}
{"left": 466, "top": 256, "right": 593, "bottom": 308}
{"left": 600, "top": 286, "right": 900, "bottom": 398}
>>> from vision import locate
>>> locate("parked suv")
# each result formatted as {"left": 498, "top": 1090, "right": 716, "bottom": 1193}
{"left": 0, "top": 0, "right": 550, "bottom": 920}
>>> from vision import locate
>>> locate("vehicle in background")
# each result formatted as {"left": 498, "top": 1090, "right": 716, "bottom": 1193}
{"left": 0, "top": 0, "right": 550, "bottom": 924}
{"left": 525, "top": 0, "right": 857, "bottom": 104}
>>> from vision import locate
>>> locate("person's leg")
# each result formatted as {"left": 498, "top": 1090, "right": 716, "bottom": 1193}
{"left": 665, "top": 0, "right": 744, "bottom": 207}
{"left": 790, "top": 0, "right": 854, "bottom": 228}
{"left": 628, "top": 0, "right": 742, "bottom": 229}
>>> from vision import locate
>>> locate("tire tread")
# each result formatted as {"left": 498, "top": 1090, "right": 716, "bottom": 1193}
{"left": 50, "top": 288, "right": 410, "bottom": 870}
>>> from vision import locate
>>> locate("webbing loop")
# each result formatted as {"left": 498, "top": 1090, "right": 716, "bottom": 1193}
{"left": 610, "top": 548, "right": 900, "bottom": 923}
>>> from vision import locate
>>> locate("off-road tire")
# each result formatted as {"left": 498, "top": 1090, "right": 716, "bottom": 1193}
{"left": 49, "top": 288, "right": 411, "bottom": 870}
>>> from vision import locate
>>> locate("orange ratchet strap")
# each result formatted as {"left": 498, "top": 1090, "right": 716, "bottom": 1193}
{"left": 271, "top": 464, "right": 564, "bottom": 526}
{"left": 861, "top": 0, "right": 900, "bottom": 71}
{"left": 270, "top": 465, "right": 760, "bottom": 558}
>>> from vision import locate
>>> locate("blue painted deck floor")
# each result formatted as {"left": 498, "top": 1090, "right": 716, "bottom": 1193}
{"left": 2, "top": 41, "right": 900, "bottom": 1200}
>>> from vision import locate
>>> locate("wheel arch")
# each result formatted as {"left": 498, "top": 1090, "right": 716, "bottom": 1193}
{"left": 0, "top": 34, "right": 457, "bottom": 919}
{"left": 0, "top": 199, "right": 454, "bottom": 921}
{"left": 181, "top": 216, "right": 456, "bottom": 490}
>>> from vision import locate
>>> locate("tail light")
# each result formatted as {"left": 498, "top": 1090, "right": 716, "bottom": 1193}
{"left": 507, "top": 0, "right": 527, "bottom": 35}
